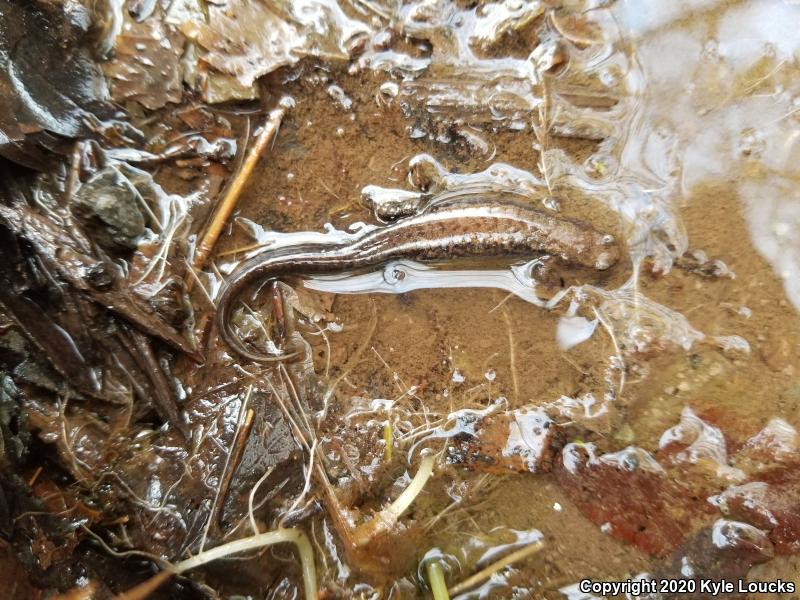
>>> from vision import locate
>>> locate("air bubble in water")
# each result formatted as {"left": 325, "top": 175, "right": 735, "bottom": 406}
{"left": 542, "top": 196, "right": 561, "bottom": 211}
{"left": 737, "top": 127, "right": 765, "bottom": 159}
{"left": 584, "top": 152, "right": 617, "bottom": 178}
{"left": 377, "top": 81, "right": 399, "bottom": 106}
{"left": 599, "top": 66, "right": 619, "bottom": 87}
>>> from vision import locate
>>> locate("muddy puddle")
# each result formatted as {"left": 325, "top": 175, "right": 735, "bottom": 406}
{"left": 0, "top": 0, "right": 799, "bottom": 599}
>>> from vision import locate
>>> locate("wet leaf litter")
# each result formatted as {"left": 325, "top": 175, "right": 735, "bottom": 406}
{"left": 0, "top": 1, "right": 799, "bottom": 599}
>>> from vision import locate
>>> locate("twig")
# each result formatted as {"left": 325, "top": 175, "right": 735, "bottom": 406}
{"left": 192, "top": 100, "right": 290, "bottom": 272}
{"left": 271, "top": 281, "right": 287, "bottom": 347}
{"left": 448, "top": 539, "right": 545, "bottom": 596}
{"left": 213, "top": 407, "right": 254, "bottom": 528}
{"left": 123, "top": 326, "right": 188, "bottom": 437}
{"left": 216, "top": 242, "right": 270, "bottom": 257}
{"left": 199, "top": 385, "right": 253, "bottom": 551}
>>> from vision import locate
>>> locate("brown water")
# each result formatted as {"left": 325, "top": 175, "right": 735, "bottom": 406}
{"left": 4, "top": 0, "right": 800, "bottom": 599}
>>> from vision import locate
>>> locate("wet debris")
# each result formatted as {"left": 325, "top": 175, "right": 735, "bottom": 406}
{"left": 0, "top": 0, "right": 111, "bottom": 169}
{"left": 71, "top": 167, "right": 146, "bottom": 251}
{"left": 449, "top": 407, "right": 555, "bottom": 475}
{"left": 101, "top": 9, "right": 185, "bottom": 110}
{"left": 554, "top": 414, "right": 800, "bottom": 561}
{"left": 555, "top": 443, "right": 695, "bottom": 557}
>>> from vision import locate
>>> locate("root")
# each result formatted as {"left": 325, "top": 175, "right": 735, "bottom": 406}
{"left": 500, "top": 305, "right": 519, "bottom": 403}
{"left": 352, "top": 454, "right": 436, "bottom": 546}
{"left": 427, "top": 560, "right": 450, "bottom": 600}
{"left": 247, "top": 466, "right": 275, "bottom": 536}
{"left": 112, "top": 528, "right": 317, "bottom": 600}
{"left": 183, "top": 258, "right": 216, "bottom": 308}
{"left": 593, "top": 306, "right": 626, "bottom": 399}
{"left": 321, "top": 300, "right": 378, "bottom": 416}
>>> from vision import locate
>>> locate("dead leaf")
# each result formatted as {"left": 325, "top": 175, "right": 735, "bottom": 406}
{"left": 191, "top": 1, "right": 303, "bottom": 88}
{"left": 102, "top": 14, "right": 185, "bottom": 110}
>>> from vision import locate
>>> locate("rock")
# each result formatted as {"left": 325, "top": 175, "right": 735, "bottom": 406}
{"left": 555, "top": 443, "right": 693, "bottom": 557}
{"left": 71, "top": 168, "right": 145, "bottom": 251}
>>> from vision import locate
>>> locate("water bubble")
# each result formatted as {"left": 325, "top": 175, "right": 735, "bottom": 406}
{"left": 376, "top": 81, "right": 399, "bottom": 106}
{"left": 584, "top": 152, "right": 617, "bottom": 178}
{"left": 737, "top": 127, "right": 765, "bottom": 159}
{"left": 373, "top": 29, "right": 393, "bottom": 50}
{"left": 542, "top": 196, "right": 561, "bottom": 211}
{"left": 484, "top": 369, "right": 496, "bottom": 382}
{"left": 335, "top": 127, "right": 345, "bottom": 138}
{"left": 452, "top": 370, "right": 465, "bottom": 384}
{"left": 408, "top": 154, "right": 443, "bottom": 191}
{"left": 599, "top": 67, "right": 619, "bottom": 87}
{"left": 327, "top": 84, "right": 353, "bottom": 111}
{"left": 383, "top": 265, "right": 406, "bottom": 284}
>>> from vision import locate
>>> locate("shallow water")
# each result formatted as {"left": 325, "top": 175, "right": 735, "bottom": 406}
{"left": 4, "top": 0, "right": 800, "bottom": 598}
{"left": 190, "top": 0, "right": 800, "bottom": 596}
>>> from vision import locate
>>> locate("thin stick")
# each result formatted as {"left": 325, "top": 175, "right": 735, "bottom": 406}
{"left": 199, "top": 385, "right": 253, "bottom": 550}
{"left": 216, "top": 242, "right": 270, "bottom": 257}
{"left": 28, "top": 466, "right": 43, "bottom": 487}
{"left": 193, "top": 100, "right": 290, "bottom": 272}
{"left": 271, "top": 281, "right": 286, "bottom": 347}
{"left": 213, "top": 407, "right": 254, "bottom": 527}
{"left": 448, "top": 539, "right": 545, "bottom": 597}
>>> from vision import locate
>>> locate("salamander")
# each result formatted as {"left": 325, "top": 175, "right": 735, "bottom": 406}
{"left": 216, "top": 201, "right": 620, "bottom": 363}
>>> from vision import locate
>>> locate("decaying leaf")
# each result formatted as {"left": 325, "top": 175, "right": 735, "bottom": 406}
{"left": 0, "top": 0, "right": 109, "bottom": 168}
{"left": 101, "top": 13, "right": 185, "bottom": 110}
{"left": 451, "top": 407, "right": 556, "bottom": 474}
{"left": 182, "top": 0, "right": 372, "bottom": 102}
{"left": 188, "top": 1, "right": 304, "bottom": 89}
